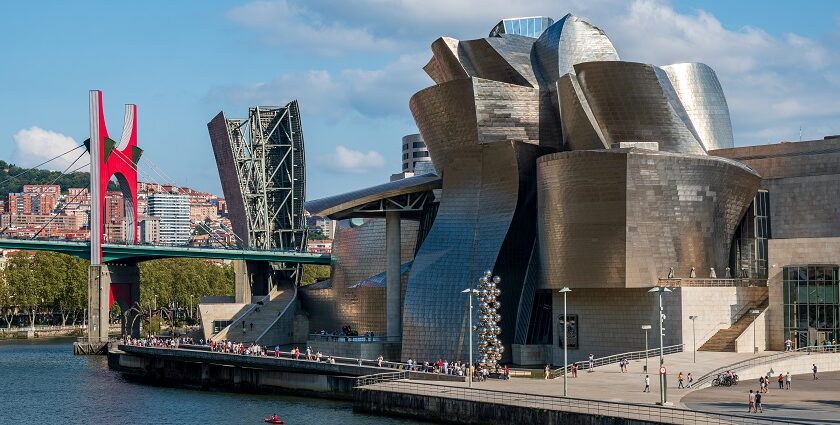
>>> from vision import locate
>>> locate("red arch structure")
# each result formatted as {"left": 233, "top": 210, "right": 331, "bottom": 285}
{"left": 88, "top": 90, "right": 142, "bottom": 264}
{"left": 87, "top": 90, "right": 143, "bottom": 327}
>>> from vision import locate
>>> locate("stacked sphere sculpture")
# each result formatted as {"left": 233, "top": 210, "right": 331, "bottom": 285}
{"left": 475, "top": 270, "right": 503, "bottom": 366}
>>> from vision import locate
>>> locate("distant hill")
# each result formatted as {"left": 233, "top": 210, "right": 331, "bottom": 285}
{"left": 0, "top": 160, "right": 90, "bottom": 200}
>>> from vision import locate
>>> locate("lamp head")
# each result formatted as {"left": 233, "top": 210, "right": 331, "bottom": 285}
{"left": 641, "top": 325, "right": 652, "bottom": 330}
{"left": 559, "top": 287, "right": 571, "bottom": 293}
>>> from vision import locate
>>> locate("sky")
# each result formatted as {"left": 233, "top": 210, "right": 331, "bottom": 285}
{"left": 1, "top": 0, "right": 839, "bottom": 199}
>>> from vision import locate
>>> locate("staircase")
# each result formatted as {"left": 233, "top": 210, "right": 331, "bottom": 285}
{"left": 699, "top": 297, "right": 769, "bottom": 352}
{"left": 212, "top": 284, "right": 295, "bottom": 343}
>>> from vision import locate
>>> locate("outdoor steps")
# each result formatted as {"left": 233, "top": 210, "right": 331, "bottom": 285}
{"left": 212, "top": 285, "right": 293, "bottom": 343}
{"left": 699, "top": 297, "right": 769, "bottom": 352}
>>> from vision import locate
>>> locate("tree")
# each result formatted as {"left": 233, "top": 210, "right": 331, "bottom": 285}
{"left": 5, "top": 252, "right": 39, "bottom": 327}
{"left": 0, "top": 266, "right": 16, "bottom": 330}
{"left": 301, "top": 264, "right": 331, "bottom": 285}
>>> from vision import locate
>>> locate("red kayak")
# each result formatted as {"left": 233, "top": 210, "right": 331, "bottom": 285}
{"left": 263, "top": 418, "right": 285, "bottom": 424}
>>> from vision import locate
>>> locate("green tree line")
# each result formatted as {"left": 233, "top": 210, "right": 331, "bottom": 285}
{"left": 0, "top": 251, "right": 234, "bottom": 329}
{"left": 0, "top": 160, "right": 91, "bottom": 199}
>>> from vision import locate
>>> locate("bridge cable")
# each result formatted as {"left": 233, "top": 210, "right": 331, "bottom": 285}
{"left": 0, "top": 144, "right": 85, "bottom": 188}
{"left": 195, "top": 221, "right": 234, "bottom": 249}
{"left": 29, "top": 153, "right": 91, "bottom": 239}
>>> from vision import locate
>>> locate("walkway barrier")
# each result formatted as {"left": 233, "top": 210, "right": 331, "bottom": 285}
{"left": 658, "top": 278, "right": 768, "bottom": 287}
{"left": 693, "top": 345, "right": 835, "bottom": 388}
{"left": 551, "top": 344, "right": 684, "bottom": 378}
{"left": 356, "top": 379, "right": 812, "bottom": 425}
{"left": 308, "top": 333, "right": 402, "bottom": 343}
{"left": 355, "top": 371, "right": 408, "bottom": 387}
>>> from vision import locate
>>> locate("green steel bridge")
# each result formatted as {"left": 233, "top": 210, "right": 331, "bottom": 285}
{"left": 0, "top": 238, "right": 331, "bottom": 264}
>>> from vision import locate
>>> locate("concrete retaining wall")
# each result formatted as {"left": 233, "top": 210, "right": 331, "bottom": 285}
{"left": 354, "top": 388, "right": 659, "bottom": 425}
{"left": 726, "top": 351, "right": 840, "bottom": 383}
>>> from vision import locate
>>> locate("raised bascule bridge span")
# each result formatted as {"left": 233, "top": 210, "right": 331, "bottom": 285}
{"left": 1, "top": 91, "right": 325, "bottom": 354}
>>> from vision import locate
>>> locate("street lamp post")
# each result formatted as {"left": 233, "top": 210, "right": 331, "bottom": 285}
{"left": 648, "top": 286, "right": 672, "bottom": 406}
{"left": 750, "top": 309, "right": 761, "bottom": 353}
{"left": 559, "top": 287, "right": 571, "bottom": 397}
{"left": 461, "top": 287, "right": 477, "bottom": 388}
{"left": 688, "top": 315, "right": 699, "bottom": 363}
{"left": 641, "top": 325, "right": 652, "bottom": 373}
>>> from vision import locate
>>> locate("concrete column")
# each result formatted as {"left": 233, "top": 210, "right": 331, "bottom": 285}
{"left": 233, "top": 260, "right": 252, "bottom": 304}
{"left": 385, "top": 211, "right": 401, "bottom": 339}
{"left": 87, "top": 265, "right": 109, "bottom": 343}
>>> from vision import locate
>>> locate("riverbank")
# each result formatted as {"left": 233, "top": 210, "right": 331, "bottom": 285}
{"left": 0, "top": 325, "right": 85, "bottom": 339}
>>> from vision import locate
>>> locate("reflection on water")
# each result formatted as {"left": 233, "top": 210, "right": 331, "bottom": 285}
{"left": 0, "top": 338, "right": 420, "bottom": 425}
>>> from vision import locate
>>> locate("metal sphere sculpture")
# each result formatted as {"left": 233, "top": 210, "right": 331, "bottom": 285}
{"left": 475, "top": 270, "right": 503, "bottom": 366}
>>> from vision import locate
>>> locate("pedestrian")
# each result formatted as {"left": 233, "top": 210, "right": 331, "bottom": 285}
{"left": 758, "top": 376, "right": 765, "bottom": 393}
{"left": 785, "top": 338, "right": 792, "bottom": 351}
{"left": 777, "top": 373, "right": 784, "bottom": 389}
{"left": 571, "top": 363, "right": 578, "bottom": 378}
{"left": 755, "top": 391, "right": 763, "bottom": 413}
{"left": 687, "top": 372, "right": 693, "bottom": 388}
{"left": 813, "top": 363, "right": 818, "bottom": 380}
{"left": 544, "top": 364, "right": 550, "bottom": 379}
{"left": 588, "top": 353, "right": 594, "bottom": 372}
{"left": 785, "top": 371, "right": 791, "bottom": 390}
{"left": 643, "top": 375, "right": 650, "bottom": 392}
{"left": 748, "top": 389, "right": 756, "bottom": 413}
{"left": 678, "top": 372, "right": 684, "bottom": 389}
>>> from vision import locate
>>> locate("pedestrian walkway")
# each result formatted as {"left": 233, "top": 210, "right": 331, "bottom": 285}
{"left": 407, "top": 351, "right": 771, "bottom": 405}
{"left": 682, "top": 371, "right": 840, "bottom": 424}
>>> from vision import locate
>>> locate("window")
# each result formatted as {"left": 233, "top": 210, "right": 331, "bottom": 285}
{"left": 412, "top": 151, "right": 429, "bottom": 158}
{"left": 212, "top": 320, "right": 233, "bottom": 334}
{"left": 783, "top": 265, "right": 840, "bottom": 348}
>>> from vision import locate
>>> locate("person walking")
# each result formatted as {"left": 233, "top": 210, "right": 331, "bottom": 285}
{"left": 785, "top": 338, "right": 792, "bottom": 351}
{"left": 785, "top": 371, "right": 791, "bottom": 390}
{"left": 748, "top": 389, "right": 756, "bottom": 413}
{"left": 678, "top": 372, "right": 684, "bottom": 389}
{"left": 758, "top": 376, "right": 765, "bottom": 393}
{"left": 588, "top": 353, "right": 594, "bottom": 372}
{"left": 755, "top": 391, "right": 763, "bottom": 413}
{"left": 687, "top": 372, "right": 694, "bottom": 388}
{"left": 544, "top": 364, "right": 551, "bottom": 379}
{"left": 777, "top": 373, "right": 784, "bottom": 389}
{"left": 813, "top": 363, "right": 818, "bottom": 380}
{"left": 571, "top": 363, "right": 578, "bottom": 378}
{"left": 643, "top": 375, "right": 650, "bottom": 392}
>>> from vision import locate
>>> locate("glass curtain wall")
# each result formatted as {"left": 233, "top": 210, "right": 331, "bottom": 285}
{"left": 783, "top": 265, "right": 840, "bottom": 348}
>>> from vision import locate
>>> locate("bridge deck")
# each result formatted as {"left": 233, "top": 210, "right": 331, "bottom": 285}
{"left": 0, "top": 238, "right": 331, "bottom": 264}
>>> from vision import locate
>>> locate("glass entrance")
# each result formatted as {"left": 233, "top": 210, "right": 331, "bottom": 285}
{"left": 783, "top": 265, "right": 840, "bottom": 348}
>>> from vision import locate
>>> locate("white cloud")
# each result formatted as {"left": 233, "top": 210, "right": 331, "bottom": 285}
{"left": 226, "top": 0, "right": 398, "bottom": 55}
{"left": 324, "top": 145, "right": 385, "bottom": 173}
{"left": 12, "top": 127, "right": 89, "bottom": 172}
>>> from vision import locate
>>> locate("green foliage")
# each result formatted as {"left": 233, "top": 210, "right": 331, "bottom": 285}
{"left": 0, "top": 159, "right": 95, "bottom": 199}
{"left": 139, "top": 258, "right": 234, "bottom": 310}
{"left": 301, "top": 264, "right": 331, "bottom": 285}
{"left": 0, "top": 253, "right": 233, "bottom": 327}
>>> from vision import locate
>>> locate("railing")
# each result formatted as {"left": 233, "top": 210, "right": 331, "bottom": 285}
{"left": 552, "top": 344, "right": 684, "bottom": 377}
{"left": 355, "top": 371, "right": 408, "bottom": 387}
{"left": 356, "top": 379, "right": 811, "bottom": 425}
{"left": 693, "top": 345, "right": 835, "bottom": 388}
{"left": 658, "top": 278, "right": 767, "bottom": 287}
{"left": 307, "top": 333, "right": 402, "bottom": 343}
{"left": 254, "top": 283, "right": 298, "bottom": 345}
{"left": 211, "top": 291, "right": 272, "bottom": 342}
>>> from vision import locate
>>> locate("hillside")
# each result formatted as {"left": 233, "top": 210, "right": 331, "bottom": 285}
{"left": 0, "top": 160, "right": 90, "bottom": 199}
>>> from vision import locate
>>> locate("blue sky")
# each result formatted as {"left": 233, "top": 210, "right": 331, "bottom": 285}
{"left": 1, "top": 0, "right": 839, "bottom": 199}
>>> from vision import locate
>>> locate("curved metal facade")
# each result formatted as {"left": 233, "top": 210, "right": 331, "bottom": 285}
{"left": 537, "top": 149, "right": 761, "bottom": 289}
{"left": 557, "top": 73, "right": 607, "bottom": 150}
{"left": 403, "top": 77, "right": 540, "bottom": 361}
{"left": 660, "top": 63, "right": 735, "bottom": 151}
{"left": 299, "top": 218, "right": 419, "bottom": 335}
{"left": 533, "top": 13, "right": 620, "bottom": 85}
{"left": 574, "top": 61, "right": 707, "bottom": 155}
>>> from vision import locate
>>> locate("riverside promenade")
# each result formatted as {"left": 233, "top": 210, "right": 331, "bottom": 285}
{"left": 354, "top": 349, "right": 840, "bottom": 424}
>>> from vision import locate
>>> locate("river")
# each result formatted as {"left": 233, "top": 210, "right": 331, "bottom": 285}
{"left": 0, "top": 338, "right": 422, "bottom": 425}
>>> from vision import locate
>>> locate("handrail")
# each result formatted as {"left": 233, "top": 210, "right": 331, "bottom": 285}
{"left": 658, "top": 277, "right": 768, "bottom": 287}
{"left": 211, "top": 291, "right": 272, "bottom": 342}
{"left": 355, "top": 371, "right": 408, "bottom": 387}
{"left": 552, "top": 344, "right": 683, "bottom": 377}
{"left": 254, "top": 283, "right": 298, "bottom": 345}
{"left": 308, "top": 333, "right": 403, "bottom": 343}
{"left": 356, "top": 379, "right": 813, "bottom": 425}
{"left": 693, "top": 345, "right": 835, "bottom": 388}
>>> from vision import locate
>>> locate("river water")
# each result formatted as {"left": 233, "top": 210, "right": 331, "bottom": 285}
{"left": 0, "top": 338, "right": 421, "bottom": 425}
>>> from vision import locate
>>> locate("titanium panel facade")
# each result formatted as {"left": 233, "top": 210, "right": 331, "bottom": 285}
{"left": 299, "top": 218, "right": 419, "bottom": 335}
{"left": 660, "top": 63, "right": 735, "bottom": 151}
{"left": 574, "top": 61, "right": 706, "bottom": 155}
{"left": 556, "top": 73, "right": 608, "bottom": 150}
{"left": 537, "top": 148, "right": 761, "bottom": 288}
{"left": 533, "top": 13, "right": 620, "bottom": 85}
{"left": 404, "top": 77, "right": 541, "bottom": 362}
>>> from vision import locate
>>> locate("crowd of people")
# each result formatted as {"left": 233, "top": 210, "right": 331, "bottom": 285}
{"left": 122, "top": 336, "right": 196, "bottom": 348}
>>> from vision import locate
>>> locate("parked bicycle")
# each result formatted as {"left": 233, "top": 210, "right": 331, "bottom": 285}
{"left": 712, "top": 372, "right": 739, "bottom": 387}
